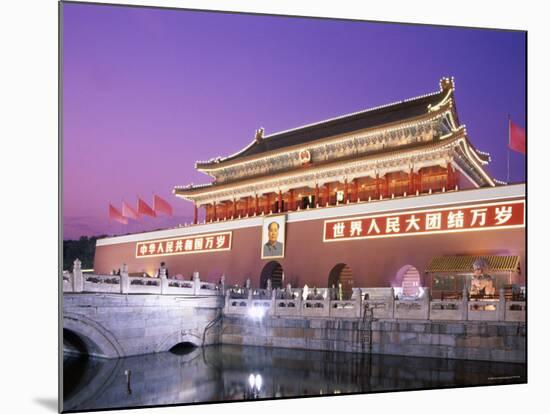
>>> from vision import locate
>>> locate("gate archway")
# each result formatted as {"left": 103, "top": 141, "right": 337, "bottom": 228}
{"left": 260, "top": 261, "right": 284, "bottom": 289}
{"left": 328, "top": 263, "right": 353, "bottom": 300}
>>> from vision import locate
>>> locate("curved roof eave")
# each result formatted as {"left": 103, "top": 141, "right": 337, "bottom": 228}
{"left": 196, "top": 78, "right": 455, "bottom": 171}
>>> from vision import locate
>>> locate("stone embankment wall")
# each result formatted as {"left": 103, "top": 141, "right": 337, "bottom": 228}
{"left": 221, "top": 316, "right": 525, "bottom": 363}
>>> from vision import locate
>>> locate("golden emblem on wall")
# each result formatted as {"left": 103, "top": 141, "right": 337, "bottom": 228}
{"left": 299, "top": 149, "right": 311, "bottom": 165}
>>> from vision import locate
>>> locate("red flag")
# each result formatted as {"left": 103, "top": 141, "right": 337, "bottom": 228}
{"left": 122, "top": 201, "right": 140, "bottom": 220}
{"left": 154, "top": 194, "right": 173, "bottom": 216}
{"left": 109, "top": 203, "right": 128, "bottom": 224}
{"left": 509, "top": 119, "right": 526, "bottom": 154}
{"left": 138, "top": 197, "right": 156, "bottom": 217}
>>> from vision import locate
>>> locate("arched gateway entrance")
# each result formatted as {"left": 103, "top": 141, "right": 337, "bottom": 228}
{"left": 328, "top": 263, "right": 354, "bottom": 300}
{"left": 260, "top": 261, "right": 284, "bottom": 289}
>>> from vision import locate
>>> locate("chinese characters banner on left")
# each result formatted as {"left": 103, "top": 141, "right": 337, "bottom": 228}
{"left": 135, "top": 231, "right": 232, "bottom": 258}
{"left": 324, "top": 200, "right": 524, "bottom": 242}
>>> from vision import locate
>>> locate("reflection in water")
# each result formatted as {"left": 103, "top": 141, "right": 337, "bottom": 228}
{"left": 63, "top": 345, "right": 526, "bottom": 412}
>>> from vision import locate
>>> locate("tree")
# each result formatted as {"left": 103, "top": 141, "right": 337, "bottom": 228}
{"left": 62, "top": 235, "right": 107, "bottom": 271}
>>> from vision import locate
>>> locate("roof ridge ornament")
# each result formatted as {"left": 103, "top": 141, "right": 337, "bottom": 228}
{"left": 255, "top": 127, "right": 265, "bottom": 142}
{"left": 439, "top": 76, "right": 455, "bottom": 92}
{"left": 428, "top": 76, "right": 456, "bottom": 113}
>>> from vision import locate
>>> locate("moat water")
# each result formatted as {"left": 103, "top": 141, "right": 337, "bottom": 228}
{"left": 63, "top": 345, "right": 526, "bottom": 412}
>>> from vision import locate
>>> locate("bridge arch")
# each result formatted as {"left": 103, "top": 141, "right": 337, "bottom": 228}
{"left": 63, "top": 313, "right": 125, "bottom": 358}
{"left": 156, "top": 331, "right": 202, "bottom": 353}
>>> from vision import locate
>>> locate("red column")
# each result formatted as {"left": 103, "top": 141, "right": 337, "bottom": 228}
{"left": 325, "top": 183, "right": 330, "bottom": 205}
{"left": 213, "top": 202, "right": 217, "bottom": 220}
{"left": 266, "top": 193, "right": 271, "bottom": 213}
{"left": 315, "top": 184, "right": 320, "bottom": 206}
{"left": 278, "top": 190, "right": 282, "bottom": 213}
{"left": 446, "top": 163, "right": 453, "bottom": 189}
{"left": 452, "top": 167, "right": 458, "bottom": 189}
{"left": 376, "top": 174, "right": 380, "bottom": 198}
{"left": 255, "top": 195, "right": 259, "bottom": 215}
{"left": 385, "top": 174, "right": 391, "bottom": 197}
{"left": 232, "top": 199, "right": 236, "bottom": 218}
{"left": 409, "top": 169, "right": 414, "bottom": 195}
{"left": 193, "top": 204, "right": 198, "bottom": 224}
{"left": 344, "top": 179, "right": 349, "bottom": 203}
{"left": 245, "top": 197, "right": 249, "bottom": 216}
{"left": 354, "top": 179, "right": 359, "bottom": 202}
{"left": 289, "top": 189, "right": 294, "bottom": 211}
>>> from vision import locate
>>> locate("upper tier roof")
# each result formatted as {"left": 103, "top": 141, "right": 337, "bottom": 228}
{"left": 196, "top": 78, "right": 456, "bottom": 170}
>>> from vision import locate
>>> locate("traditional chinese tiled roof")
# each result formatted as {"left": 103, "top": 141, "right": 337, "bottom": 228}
{"left": 425, "top": 255, "right": 521, "bottom": 273}
{"left": 196, "top": 78, "right": 455, "bottom": 169}
{"left": 174, "top": 131, "right": 468, "bottom": 196}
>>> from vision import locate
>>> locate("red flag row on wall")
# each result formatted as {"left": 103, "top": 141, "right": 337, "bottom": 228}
{"left": 109, "top": 195, "right": 173, "bottom": 224}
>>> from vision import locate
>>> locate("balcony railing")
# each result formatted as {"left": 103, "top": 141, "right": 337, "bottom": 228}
{"left": 224, "top": 286, "right": 525, "bottom": 322}
{"left": 63, "top": 260, "right": 221, "bottom": 296}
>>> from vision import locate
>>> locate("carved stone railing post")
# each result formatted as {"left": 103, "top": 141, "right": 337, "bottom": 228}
{"left": 72, "top": 259, "right": 83, "bottom": 293}
{"left": 193, "top": 271, "right": 200, "bottom": 295}
{"left": 160, "top": 266, "right": 168, "bottom": 295}
{"left": 274, "top": 288, "right": 280, "bottom": 316}
{"left": 423, "top": 287, "right": 430, "bottom": 319}
{"left": 498, "top": 288, "right": 506, "bottom": 321}
{"left": 270, "top": 287, "right": 276, "bottom": 316}
{"left": 266, "top": 278, "right": 272, "bottom": 298}
{"left": 245, "top": 278, "right": 252, "bottom": 301}
{"left": 225, "top": 289, "right": 231, "bottom": 313}
{"left": 324, "top": 291, "right": 330, "bottom": 317}
{"left": 220, "top": 274, "right": 226, "bottom": 295}
{"left": 355, "top": 289, "right": 363, "bottom": 318}
{"left": 389, "top": 287, "right": 395, "bottom": 319}
{"left": 461, "top": 284, "right": 469, "bottom": 320}
{"left": 297, "top": 288, "right": 303, "bottom": 317}
{"left": 120, "top": 263, "right": 130, "bottom": 294}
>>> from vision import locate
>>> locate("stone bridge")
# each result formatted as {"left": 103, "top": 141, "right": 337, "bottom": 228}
{"left": 62, "top": 260, "right": 225, "bottom": 358}
{"left": 63, "top": 293, "right": 223, "bottom": 358}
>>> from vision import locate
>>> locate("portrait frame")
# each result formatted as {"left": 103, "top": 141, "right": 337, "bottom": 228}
{"left": 261, "top": 215, "right": 286, "bottom": 259}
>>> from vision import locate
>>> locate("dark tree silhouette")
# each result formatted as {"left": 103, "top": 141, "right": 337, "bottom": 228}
{"left": 63, "top": 236, "right": 107, "bottom": 271}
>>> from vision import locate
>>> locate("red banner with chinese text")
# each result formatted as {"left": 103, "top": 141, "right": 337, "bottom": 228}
{"left": 323, "top": 200, "right": 524, "bottom": 242}
{"left": 136, "top": 231, "right": 232, "bottom": 258}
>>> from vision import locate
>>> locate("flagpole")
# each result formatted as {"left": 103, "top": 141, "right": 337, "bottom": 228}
{"left": 507, "top": 114, "right": 511, "bottom": 184}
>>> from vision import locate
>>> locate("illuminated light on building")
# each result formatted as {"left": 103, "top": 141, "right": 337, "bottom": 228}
{"left": 248, "top": 305, "right": 266, "bottom": 320}
{"left": 255, "top": 374, "right": 263, "bottom": 391}
{"left": 94, "top": 78, "right": 524, "bottom": 295}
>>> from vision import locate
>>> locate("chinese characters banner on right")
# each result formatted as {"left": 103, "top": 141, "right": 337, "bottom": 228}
{"left": 323, "top": 200, "right": 525, "bottom": 242}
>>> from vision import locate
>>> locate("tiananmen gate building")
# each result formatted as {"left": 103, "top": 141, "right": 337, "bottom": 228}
{"left": 94, "top": 78, "right": 525, "bottom": 298}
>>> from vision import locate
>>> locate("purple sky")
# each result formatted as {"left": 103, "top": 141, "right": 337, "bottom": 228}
{"left": 62, "top": 3, "right": 526, "bottom": 240}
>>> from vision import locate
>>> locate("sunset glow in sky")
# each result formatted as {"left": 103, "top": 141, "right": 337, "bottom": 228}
{"left": 62, "top": 2, "right": 526, "bottom": 240}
